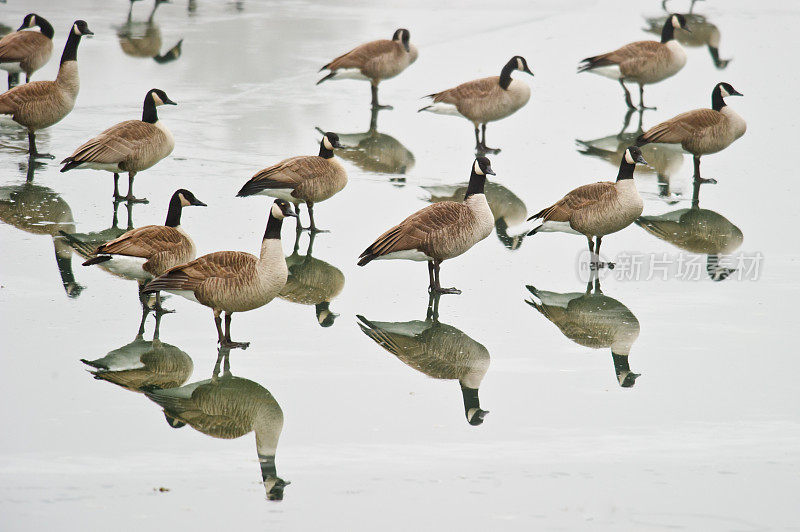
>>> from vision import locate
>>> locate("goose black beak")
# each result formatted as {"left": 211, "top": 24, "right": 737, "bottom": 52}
{"left": 83, "top": 29, "right": 95, "bottom": 36}
{"left": 635, "top": 154, "right": 648, "bottom": 165}
{"left": 191, "top": 198, "right": 207, "bottom": 206}
{"left": 164, "top": 98, "right": 178, "bottom": 105}
{"left": 282, "top": 204, "right": 298, "bottom": 218}
{"left": 730, "top": 89, "right": 743, "bottom": 97}
{"left": 332, "top": 140, "right": 343, "bottom": 149}
{"left": 523, "top": 67, "right": 534, "bottom": 76}
{"left": 485, "top": 166, "right": 496, "bottom": 176}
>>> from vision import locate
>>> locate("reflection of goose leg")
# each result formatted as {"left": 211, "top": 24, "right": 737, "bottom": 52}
{"left": 693, "top": 155, "right": 717, "bottom": 184}
{"left": 137, "top": 285, "right": 152, "bottom": 337}
{"left": 619, "top": 79, "right": 635, "bottom": 110}
{"left": 223, "top": 312, "right": 250, "bottom": 349}
{"left": 618, "top": 108, "right": 634, "bottom": 137}
{"left": 426, "top": 292, "right": 441, "bottom": 322}
{"left": 638, "top": 84, "right": 656, "bottom": 110}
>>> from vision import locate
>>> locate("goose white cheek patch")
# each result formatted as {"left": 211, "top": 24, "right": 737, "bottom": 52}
{"left": 73, "top": 23, "right": 80, "bottom": 35}
{"left": 271, "top": 204, "right": 284, "bottom": 219}
{"left": 152, "top": 93, "right": 164, "bottom": 106}
{"left": 473, "top": 160, "right": 483, "bottom": 175}
{"left": 516, "top": 58, "right": 523, "bottom": 70}
{"left": 323, "top": 137, "right": 333, "bottom": 150}
{"left": 720, "top": 86, "right": 730, "bottom": 98}
{"left": 625, "top": 150, "right": 635, "bottom": 164}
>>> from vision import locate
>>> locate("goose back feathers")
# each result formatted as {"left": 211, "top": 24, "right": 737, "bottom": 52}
{"left": 0, "top": 14, "right": 54, "bottom": 80}
{"left": 318, "top": 29, "right": 418, "bottom": 84}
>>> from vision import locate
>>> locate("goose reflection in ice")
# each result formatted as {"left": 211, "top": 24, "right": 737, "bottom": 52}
{"left": 644, "top": 1, "right": 731, "bottom": 69}
{"left": 357, "top": 294, "right": 490, "bottom": 425}
{"left": 0, "top": 160, "right": 84, "bottom": 297}
{"left": 145, "top": 347, "right": 288, "bottom": 500}
{"left": 279, "top": 229, "right": 344, "bottom": 327}
{"left": 118, "top": 0, "right": 183, "bottom": 64}
{"left": 317, "top": 108, "right": 414, "bottom": 182}
{"left": 424, "top": 181, "right": 528, "bottom": 250}
{"left": 526, "top": 277, "right": 641, "bottom": 387}
{"left": 576, "top": 109, "right": 687, "bottom": 203}
{"left": 636, "top": 179, "right": 742, "bottom": 281}
{"left": 81, "top": 310, "right": 192, "bottom": 393}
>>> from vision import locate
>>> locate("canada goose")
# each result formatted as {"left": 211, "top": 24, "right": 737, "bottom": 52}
{"left": 0, "top": 13, "right": 54, "bottom": 88}
{"left": 81, "top": 312, "right": 193, "bottom": 393}
{"left": 526, "top": 278, "right": 641, "bottom": 388}
{"left": 317, "top": 28, "right": 418, "bottom": 109}
{"left": 118, "top": 0, "right": 183, "bottom": 64}
{"left": 66, "top": 189, "right": 206, "bottom": 285}
{"left": 0, "top": 20, "right": 93, "bottom": 158}
{"left": 0, "top": 177, "right": 84, "bottom": 298}
{"left": 636, "top": 179, "right": 742, "bottom": 281}
{"left": 579, "top": 14, "right": 689, "bottom": 110}
{"left": 60, "top": 88, "right": 177, "bottom": 203}
{"left": 358, "top": 157, "right": 495, "bottom": 294}
{"left": 144, "top": 199, "right": 297, "bottom": 349}
{"left": 528, "top": 146, "right": 647, "bottom": 268}
{"left": 357, "top": 294, "right": 490, "bottom": 425}
{"left": 317, "top": 109, "right": 415, "bottom": 176}
{"left": 644, "top": 12, "right": 730, "bottom": 69}
{"left": 576, "top": 115, "right": 686, "bottom": 202}
{"left": 146, "top": 347, "right": 288, "bottom": 500}
{"left": 419, "top": 56, "right": 534, "bottom": 153}
{"left": 637, "top": 82, "right": 745, "bottom": 184}
{"left": 236, "top": 132, "right": 347, "bottom": 233}
{"left": 279, "top": 230, "right": 344, "bottom": 327}
{"left": 424, "top": 181, "right": 528, "bottom": 251}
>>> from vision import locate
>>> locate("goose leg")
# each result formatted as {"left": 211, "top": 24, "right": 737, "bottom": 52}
{"left": 223, "top": 312, "right": 250, "bottom": 349}
{"left": 124, "top": 172, "right": 149, "bottom": 204}
{"left": 28, "top": 132, "right": 54, "bottom": 159}
{"left": 8, "top": 72, "right": 19, "bottom": 89}
{"left": 370, "top": 84, "right": 392, "bottom": 110}
{"left": 693, "top": 155, "right": 717, "bottom": 184}
{"left": 478, "top": 123, "right": 501, "bottom": 154}
{"left": 113, "top": 173, "right": 121, "bottom": 199}
{"left": 427, "top": 261, "right": 436, "bottom": 292}
{"left": 214, "top": 309, "right": 225, "bottom": 344}
{"left": 619, "top": 79, "right": 635, "bottom": 110}
{"left": 24, "top": 73, "right": 30, "bottom": 84}
{"left": 638, "top": 84, "right": 656, "bottom": 110}
{"left": 306, "top": 202, "right": 328, "bottom": 233}
{"left": 430, "top": 260, "right": 461, "bottom": 295}
{"left": 595, "top": 236, "right": 615, "bottom": 269}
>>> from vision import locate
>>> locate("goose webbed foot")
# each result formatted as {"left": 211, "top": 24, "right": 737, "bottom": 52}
{"left": 305, "top": 226, "right": 330, "bottom": 234}
{"left": 30, "top": 151, "right": 55, "bottom": 160}
{"left": 121, "top": 194, "right": 149, "bottom": 204}
{"left": 638, "top": 104, "right": 657, "bottom": 111}
{"left": 371, "top": 103, "right": 393, "bottom": 110}
{"left": 221, "top": 339, "right": 250, "bottom": 350}
{"left": 695, "top": 177, "right": 717, "bottom": 185}
{"left": 429, "top": 286, "right": 462, "bottom": 295}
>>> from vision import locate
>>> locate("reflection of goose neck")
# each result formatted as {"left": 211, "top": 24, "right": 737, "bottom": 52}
{"left": 461, "top": 384, "right": 488, "bottom": 425}
{"left": 612, "top": 352, "right": 640, "bottom": 388}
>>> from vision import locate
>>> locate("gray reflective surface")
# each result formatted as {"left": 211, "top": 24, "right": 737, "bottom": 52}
{"left": 1, "top": 0, "right": 798, "bottom": 530}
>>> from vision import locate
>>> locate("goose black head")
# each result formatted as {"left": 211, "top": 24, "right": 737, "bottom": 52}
{"left": 271, "top": 199, "right": 298, "bottom": 220}
{"left": 72, "top": 20, "right": 94, "bottom": 37}
{"left": 321, "top": 132, "right": 342, "bottom": 151}
{"left": 670, "top": 13, "right": 690, "bottom": 32}
{"left": 18, "top": 13, "right": 40, "bottom": 30}
{"left": 467, "top": 408, "right": 490, "bottom": 426}
{"left": 472, "top": 156, "right": 495, "bottom": 176}
{"left": 175, "top": 188, "right": 207, "bottom": 207}
{"left": 624, "top": 146, "right": 648, "bottom": 165}
{"left": 392, "top": 28, "right": 411, "bottom": 52}
{"left": 716, "top": 82, "right": 743, "bottom": 99}
{"left": 510, "top": 55, "right": 534, "bottom": 76}
{"left": 149, "top": 88, "right": 177, "bottom": 106}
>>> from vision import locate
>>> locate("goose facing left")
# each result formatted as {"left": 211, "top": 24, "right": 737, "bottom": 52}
{"left": 143, "top": 199, "right": 297, "bottom": 349}
{"left": 0, "top": 13, "right": 54, "bottom": 88}
{"left": 419, "top": 56, "right": 533, "bottom": 153}
{"left": 0, "top": 20, "right": 93, "bottom": 158}
{"left": 317, "top": 28, "right": 418, "bottom": 109}
{"left": 61, "top": 88, "right": 177, "bottom": 203}
{"left": 357, "top": 157, "right": 495, "bottom": 295}
{"left": 528, "top": 146, "right": 647, "bottom": 268}
{"left": 579, "top": 14, "right": 689, "bottom": 110}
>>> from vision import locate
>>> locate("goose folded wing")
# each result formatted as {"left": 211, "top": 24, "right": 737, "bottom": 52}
{"left": 533, "top": 183, "right": 617, "bottom": 221}
{"left": 63, "top": 121, "right": 160, "bottom": 164}
{"left": 96, "top": 226, "right": 184, "bottom": 258}
{"left": 145, "top": 251, "right": 255, "bottom": 292}
{"left": 639, "top": 109, "right": 723, "bottom": 144}
{"left": 238, "top": 156, "right": 327, "bottom": 196}
{"left": 324, "top": 39, "right": 395, "bottom": 70}
{"left": 603, "top": 40, "right": 663, "bottom": 66}
{"left": 0, "top": 80, "right": 53, "bottom": 112}
{"left": 0, "top": 32, "right": 48, "bottom": 62}
{"left": 432, "top": 77, "right": 499, "bottom": 104}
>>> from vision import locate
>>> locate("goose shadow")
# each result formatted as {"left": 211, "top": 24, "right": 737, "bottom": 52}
{"left": 525, "top": 275, "right": 641, "bottom": 388}
{"left": 356, "top": 293, "right": 490, "bottom": 426}
{"left": 636, "top": 178, "right": 743, "bottom": 281}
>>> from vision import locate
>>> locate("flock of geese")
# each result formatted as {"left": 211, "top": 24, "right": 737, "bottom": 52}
{"left": 0, "top": 1, "right": 747, "bottom": 500}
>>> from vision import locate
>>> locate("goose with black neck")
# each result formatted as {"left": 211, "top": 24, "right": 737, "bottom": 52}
{"left": 358, "top": 157, "right": 495, "bottom": 294}
{"left": 144, "top": 199, "right": 297, "bottom": 349}
{"left": 0, "top": 20, "right": 93, "bottom": 158}
{"left": 61, "top": 88, "right": 177, "bottom": 203}
{"left": 0, "top": 13, "right": 55, "bottom": 88}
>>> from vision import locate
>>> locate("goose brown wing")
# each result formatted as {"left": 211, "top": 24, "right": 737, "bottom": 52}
{"left": 237, "top": 156, "right": 329, "bottom": 196}
{"left": 358, "top": 201, "right": 465, "bottom": 264}
{"left": 96, "top": 225, "right": 185, "bottom": 258}
{"left": 144, "top": 251, "right": 256, "bottom": 293}
{"left": 62, "top": 121, "right": 161, "bottom": 165}
{"left": 323, "top": 39, "right": 396, "bottom": 70}
{"left": 530, "top": 182, "right": 617, "bottom": 222}
{"left": 431, "top": 77, "right": 499, "bottom": 104}
{"left": 0, "top": 80, "right": 55, "bottom": 114}
{"left": 638, "top": 109, "right": 722, "bottom": 144}
{"left": 0, "top": 31, "right": 50, "bottom": 63}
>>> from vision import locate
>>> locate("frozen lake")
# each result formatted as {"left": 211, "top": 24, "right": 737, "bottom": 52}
{"left": 1, "top": 0, "right": 798, "bottom": 530}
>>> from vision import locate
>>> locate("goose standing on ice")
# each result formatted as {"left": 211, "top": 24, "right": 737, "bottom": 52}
{"left": 0, "top": 13, "right": 54, "bottom": 88}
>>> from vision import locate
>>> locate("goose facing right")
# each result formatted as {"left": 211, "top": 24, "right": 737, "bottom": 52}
{"left": 143, "top": 199, "right": 297, "bottom": 349}
{"left": 357, "top": 157, "right": 495, "bottom": 295}
{"left": 419, "top": 56, "right": 534, "bottom": 153}
{"left": 145, "top": 347, "right": 288, "bottom": 500}
{"left": 637, "top": 82, "right": 745, "bottom": 184}
{"left": 61, "top": 88, "right": 177, "bottom": 203}
{"left": 0, "top": 20, "right": 93, "bottom": 158}
{"left": 528, "top": 146, "right": 647, "bottom": 267}
{"left": 0, "top": 13, "right": 54, "bottom": 88}
{"left": 579, "top": 14, "right": 689, "bottom": 109}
